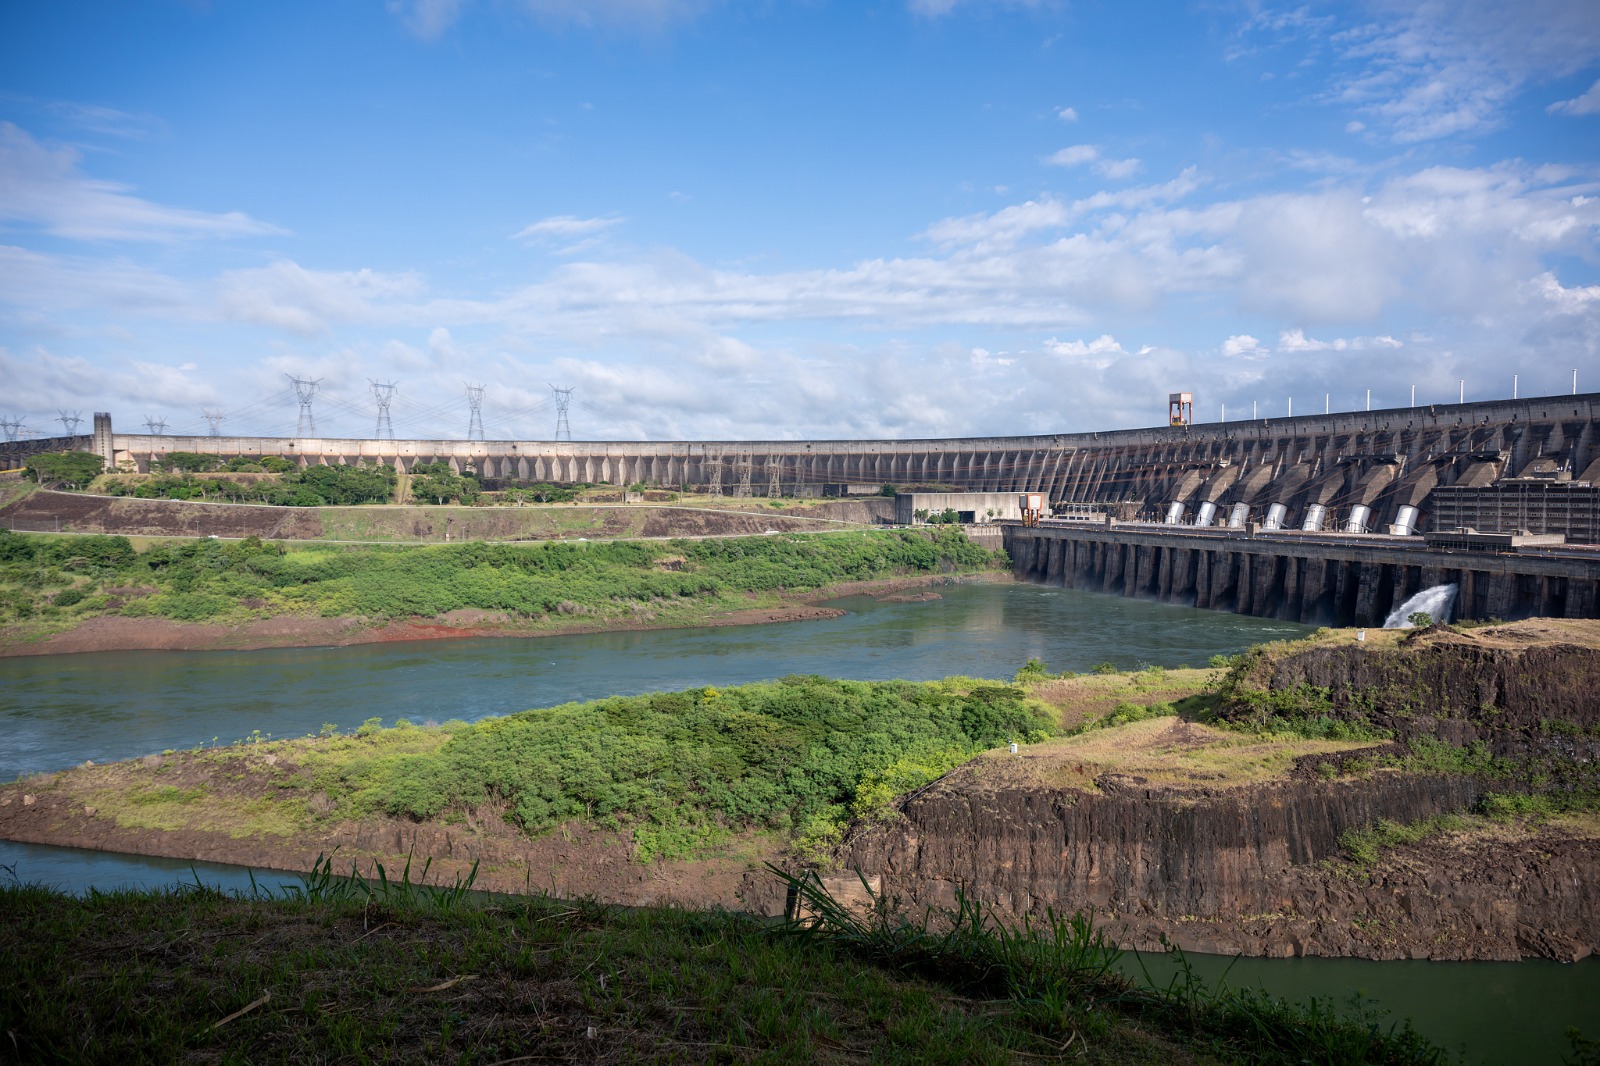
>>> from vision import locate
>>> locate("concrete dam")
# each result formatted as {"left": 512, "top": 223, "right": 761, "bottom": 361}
{"left": 3, "top": 394, "right": 1596, "bottom": 539}
{"left": 5, "top": 394, "right": 1599, "bottom": 622}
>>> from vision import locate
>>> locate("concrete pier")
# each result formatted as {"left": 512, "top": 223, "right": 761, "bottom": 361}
{"left": 1003, "top": 523, "right": 1600, "bottom": 624}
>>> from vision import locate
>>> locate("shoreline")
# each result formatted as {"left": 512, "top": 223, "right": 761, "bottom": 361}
{"left": 0, "top": 570, "right": 1012, "bottom": 658}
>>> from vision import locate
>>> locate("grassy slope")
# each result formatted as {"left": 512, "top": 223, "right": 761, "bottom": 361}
{"left": 0, "top": 526, "right": 1003, "bottom": 644}
{"left": 0, "top": 873, "right": 1450, "bottom": 1066}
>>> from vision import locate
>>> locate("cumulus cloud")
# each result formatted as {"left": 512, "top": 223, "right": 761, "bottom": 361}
{"left": 1045, "top": 144, "right": 1141, "bottom": 180}
{"left": 1220, "top": 334, "right": 1267, "bottom": 358}
{"left": 1549, "top": 77, "right": 1600, "bottom": 116}
{"left": 1057, "top": 106, "right": 1078, "bottom": 121}
{"left": 0, "top": 123, "right": 281, "bottom": 242}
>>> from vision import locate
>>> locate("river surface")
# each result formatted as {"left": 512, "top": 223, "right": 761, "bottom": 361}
{"left": 3, "top": 582, "right": 1596, "bottom": 1062}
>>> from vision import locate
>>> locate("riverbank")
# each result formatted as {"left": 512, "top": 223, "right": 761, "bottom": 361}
{"left": 6, "top": 622, "right": 1597, "bottom": 963}
{"left": 0, "top": 875, "right": 1451, "bottom": 1066}
{"left": 0, "top": 573, "right": 1006, "bottom": 656}
{"left": 0, "top": 527, "right": 1008, "bottom": 657}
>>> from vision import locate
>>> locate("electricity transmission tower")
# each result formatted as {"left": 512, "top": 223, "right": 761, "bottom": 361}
{"left": 549, "top": 385, "right": 573, "bottom": 442}
{"left": 707, "top": 455, "right": 723, "bottom": 497}
{"left": 370, "top": 381, "right": 397, "bottom": 440}
{"left": 465, "top": 384, "right": 485, "bottom": 441}
{"left": 57, "top": 411, "right": 84, "bottom": 437}
{"left": 0, "top": 417, "right": 23, "bottom": 442}
{"left": 143, "top": 415, "right": 168, "bottom": 435}
{"left": 202, "top": 409, "right": 226, "bottom": 436}
{"left": 767, "top": 461, "right": 781, "bottom": 498}
{"left": 287, "top": 376, "right": 321, "bottom": 436}
{"left": 734, "top": 455, "right": 753, "bottom": 499}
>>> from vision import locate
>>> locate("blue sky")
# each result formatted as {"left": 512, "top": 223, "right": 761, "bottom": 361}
{"left": 2, "top": 0, "right": 1598, "bottom": 442}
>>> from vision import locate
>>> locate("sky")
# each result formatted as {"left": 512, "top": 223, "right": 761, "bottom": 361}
{"left": 1, "top": 0, "right": 1598, "bottom": 443}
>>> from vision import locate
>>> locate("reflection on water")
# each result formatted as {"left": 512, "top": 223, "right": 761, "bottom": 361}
{"left": 1123, "top": 949, "right": 1600, "bottom": 1066}
{"left": 0, "top": 582, "right": 1308, "bottom": 782}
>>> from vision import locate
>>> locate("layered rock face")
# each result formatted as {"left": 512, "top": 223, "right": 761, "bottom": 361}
{"left": 840, "top": 769, "right": 1598, "bottom": 961}
{"left": 838, "top": 622, "right": 1600, "bottom": 961}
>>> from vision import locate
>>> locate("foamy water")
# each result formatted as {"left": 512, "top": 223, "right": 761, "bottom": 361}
{"left": 1383, "top": 584, "right": 1458, "bottom": 628}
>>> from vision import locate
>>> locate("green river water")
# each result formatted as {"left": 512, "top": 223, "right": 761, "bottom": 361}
{"left": 1, "top": 581, "right": 1595, "bottom": 1062}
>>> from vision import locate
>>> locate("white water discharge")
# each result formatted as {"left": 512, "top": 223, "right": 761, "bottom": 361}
{"left": 1383, "top": 584, "right": 1458, "bottom": 629}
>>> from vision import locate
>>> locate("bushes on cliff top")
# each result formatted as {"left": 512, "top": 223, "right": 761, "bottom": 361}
{"left": 305, "top": 675, "right": 1054, "bottom": 861}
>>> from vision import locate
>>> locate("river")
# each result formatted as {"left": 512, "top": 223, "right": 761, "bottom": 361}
{"left": 2, "top": 581, "right": 1596, "bottom": 1062}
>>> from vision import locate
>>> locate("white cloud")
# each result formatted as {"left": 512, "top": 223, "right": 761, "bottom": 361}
{"left": 1276, "top": 328, "right": 1404, "bottom": 352}
{"left": 1057, "top": 106, "right": 1078, "bottom": 121}
{"left": 0, "top": 123, "right": 281, "bottom": 242}
{"left": 1330, "top": 0, "right": 1600, "bottom": 141}
{"left": 1549, "top": 77, "right": 1600, "bottom": 116}
{"left": 512, "top": 215, "right": 625, "bottom": 242}
{"left": 39, "top": 101, "right": 165, "bottom": 140}
{"left": 390, "top": 0, "right": 715, "bottom": 38}
{"left": 908, "top": 0, "right": 1048, "bottom": 15}
{"left": 1221, "top": 334, "right": 1267, "bottom": 358}
{"left": 216, "top": 261, "right": 429, "bottom": 335}
{"left": 1045, "top": 143, "right": 1142, "bottom": 180}
{"left": 921, "top": 197, "right": 1070, "bottom": 250}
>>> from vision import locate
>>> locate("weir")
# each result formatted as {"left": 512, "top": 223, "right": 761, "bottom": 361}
{"left": 1001, "top": 522, "right": 1600, "bottom": 624}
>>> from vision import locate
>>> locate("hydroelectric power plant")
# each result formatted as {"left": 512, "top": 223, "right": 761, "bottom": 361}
{"left": 4, "top": 392, "right": 1600, "bottom": 626}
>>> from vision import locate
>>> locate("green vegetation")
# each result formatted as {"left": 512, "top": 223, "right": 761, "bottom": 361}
{"left": 780, "top": 871, "right": 1446, "bottom": 1065}
{"left": 98, "top": 460, "right": 396, "bottom": 505}
{"left": 0, "top": 525, "right": 1000, "bottom": 629}
{"left": 297, "top": 675, "right": 1053, "bottom": 861}
{"left": 408, "top": 460, "right": 479, "bottom": 505}
{"left": 0, "top": 859, "right": 1451, "bottom": 1065}
{"left": 1336, "top": 815, "right": 1466, "bottom": 867}
{"left": 23, "top": 450, "right": 104, "bottom": 489}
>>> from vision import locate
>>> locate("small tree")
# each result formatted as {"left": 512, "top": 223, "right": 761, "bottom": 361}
{"left": 1407, "top": 611, "right": 1434, "bottom": 628}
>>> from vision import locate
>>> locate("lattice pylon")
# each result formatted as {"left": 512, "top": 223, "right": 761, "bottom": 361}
{"left": 465, "top": 383, "right": 485, "bottom": 441}
{"left": 286, "top": 376, "right": 320, "bottom": 437}
{"left": 767, "top": 461, "right": 781, "bottom": 498}
{"left": 707, "top": 456, "right": 723, "bottom": 497}
{"left": 202, "top": 409, "right": 225, "bottom": 437}
{"left": 370, "top": 381, "right": 396, "bottom": 440}
{"left": 734, "top": 455, "right": 753, "bottom": 499}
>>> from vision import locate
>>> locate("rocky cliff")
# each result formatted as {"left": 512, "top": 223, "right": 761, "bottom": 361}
{"left": 834, "top": 620, "right": 1600, "bottom": 961}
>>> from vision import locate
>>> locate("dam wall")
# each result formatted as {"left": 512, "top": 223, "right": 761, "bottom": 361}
{"left": 1003, "top": 522, "right": 1600, "bottom": 624}
{"left": 4, "top": 394, "right": 1599, "bottom": 541}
